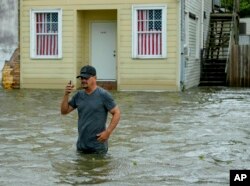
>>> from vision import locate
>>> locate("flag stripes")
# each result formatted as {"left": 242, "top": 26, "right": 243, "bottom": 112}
{"left": 137, "top": 10, "right": 162, "bottom": 56}
{"left": 36, "top": 13, "right": 58, "bottom": 56}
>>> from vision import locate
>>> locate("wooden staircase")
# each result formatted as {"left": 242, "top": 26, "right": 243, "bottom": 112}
{"left": 200, "top": 13, "right": 232, "bottom": 86}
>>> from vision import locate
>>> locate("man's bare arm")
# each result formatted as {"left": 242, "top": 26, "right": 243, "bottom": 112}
{"left": 106, "top": 106, "right": 121, "bottom": 135}
{"left": 61, "top": 82, "right": 75, "bottom": 115}
{"left": 96, "top": 106, "right": 121, "bottom": 142}
{"left": 61, "top": 94, "right": 74, "bottom": 115}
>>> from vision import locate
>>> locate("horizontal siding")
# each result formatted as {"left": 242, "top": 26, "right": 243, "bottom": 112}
{"left": 203, "top": 0, "right": 212, "bottom": 44}
{"left": 183, "top": 0, "right": 212, "bottom": 89}
{"left": 117, "top": 0, "right": 179, "bottom": 91}
{"left": 21, "top": 0, "right": 180, "bottom": 91}
{"left": 120, "top": 79, "right": 178, "bottom": 91}
{"left": 20, "top": 4, "right": 76, "bottom": 88}
{"left": 184, "top": 0, "right": 202, "bottom": 89}
{"left": 76, "top": 11, "right": 84, "bottom": 88}
{"left": 22, "top": 0, "right": 175, "bottom": 5}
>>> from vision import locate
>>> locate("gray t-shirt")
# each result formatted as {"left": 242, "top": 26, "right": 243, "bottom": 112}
{"left": 69, "top": 87, "right": 116, "bottom": 153}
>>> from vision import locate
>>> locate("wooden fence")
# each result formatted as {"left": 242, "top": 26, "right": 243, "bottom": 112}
{"left": 227, "top": 45, "right": 250, "bottom": 87}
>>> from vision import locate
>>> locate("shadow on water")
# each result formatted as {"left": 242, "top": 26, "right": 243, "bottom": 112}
{"left": 0, "top": 87, "right": 250, "bottom": 185}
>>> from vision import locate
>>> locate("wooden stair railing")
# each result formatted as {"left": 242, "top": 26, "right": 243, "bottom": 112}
{"left": 200, "top": 14, "right": 232, "bottom": 86}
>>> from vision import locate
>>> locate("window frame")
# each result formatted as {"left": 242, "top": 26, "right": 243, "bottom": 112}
{"left": 132, "top": 4, "right": 167, "bottom": 59}
{"left": 30, "top": 9, "right": 62, "bottom": 59}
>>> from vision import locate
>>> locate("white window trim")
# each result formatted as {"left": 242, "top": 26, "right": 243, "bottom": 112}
{"left": 30, "top": 9, "right": 62, "bottom": 59}
{"left": 132, "top": 4, "right": 167, "bottom": 59}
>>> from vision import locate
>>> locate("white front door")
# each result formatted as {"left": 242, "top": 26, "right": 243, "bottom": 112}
{"left": 91, "top": 22, "right": 117, "bottom": 80}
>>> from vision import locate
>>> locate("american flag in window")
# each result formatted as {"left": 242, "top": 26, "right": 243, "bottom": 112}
{"left": 35, "top": 13, "right": 58, "bottom": 56}
{"left": 137, "top": 9, "right": 162, "bottom": 56}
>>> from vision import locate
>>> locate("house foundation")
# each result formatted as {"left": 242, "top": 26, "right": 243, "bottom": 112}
{"left": 97, "top": 81, "right": 117, "bottom": 90}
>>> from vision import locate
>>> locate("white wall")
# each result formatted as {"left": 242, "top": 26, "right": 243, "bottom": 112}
{"left": 0, "top": 0, "right": 18, "bottom": 82}
{"left": 240, "top": 17, "right": 250, "bottom": 35}
{"left": 203, "top": 0, "right": 212, "bottom": 46}
{"left": 183, "top": 0, "right": 212, "bottom": 89}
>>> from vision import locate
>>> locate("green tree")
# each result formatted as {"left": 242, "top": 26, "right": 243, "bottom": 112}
{"left": 221, "top": 0, "right": 250, "bottom": 17}
{"left": 239, "top": 0, "right": 250, "bottom": 17}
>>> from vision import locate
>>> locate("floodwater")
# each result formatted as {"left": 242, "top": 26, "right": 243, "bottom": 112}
{"left": 0, "top": 87, "right": 249, "bottom": 186}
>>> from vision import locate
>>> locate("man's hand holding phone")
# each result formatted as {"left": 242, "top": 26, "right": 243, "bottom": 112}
{"left": 65, "top": 80, "right": 74, "bottom": 96}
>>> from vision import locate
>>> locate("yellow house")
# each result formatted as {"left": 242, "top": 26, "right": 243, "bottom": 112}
{"left": 20, "top": 0, "right": 181, "bottom": 91}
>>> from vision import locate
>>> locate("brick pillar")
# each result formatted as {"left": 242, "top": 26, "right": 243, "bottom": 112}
{"left": 1, "top": 48, "right": 20, "bottom": 89}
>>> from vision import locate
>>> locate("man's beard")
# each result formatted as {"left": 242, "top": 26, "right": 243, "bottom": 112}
{"left": 82, "top": 83, "right": 88, "bottom": 89}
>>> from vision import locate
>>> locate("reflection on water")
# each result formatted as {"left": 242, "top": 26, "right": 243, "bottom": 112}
{"left": 0, "top": 87, "right": 250, "bottom": 186}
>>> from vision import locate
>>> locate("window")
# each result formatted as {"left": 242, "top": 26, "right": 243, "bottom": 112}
{"left": 30, "top": 9, "right": 62, "bottom": 58}
{"left": 132, "top": 5, "right": 166, "bottom": 58}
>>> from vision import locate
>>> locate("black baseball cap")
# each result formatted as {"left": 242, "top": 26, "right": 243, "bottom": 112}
{"left": 76, "top": 65, "right": 96, "bottom": 78}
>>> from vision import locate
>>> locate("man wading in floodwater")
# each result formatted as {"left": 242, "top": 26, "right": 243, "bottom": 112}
{"left": 61, "top": 65, "right": 121, "bottom": 154}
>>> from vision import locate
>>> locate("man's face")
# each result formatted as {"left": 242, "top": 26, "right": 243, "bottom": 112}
{"left": 80, "top": 76, "right": 95, "bottom": 89}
